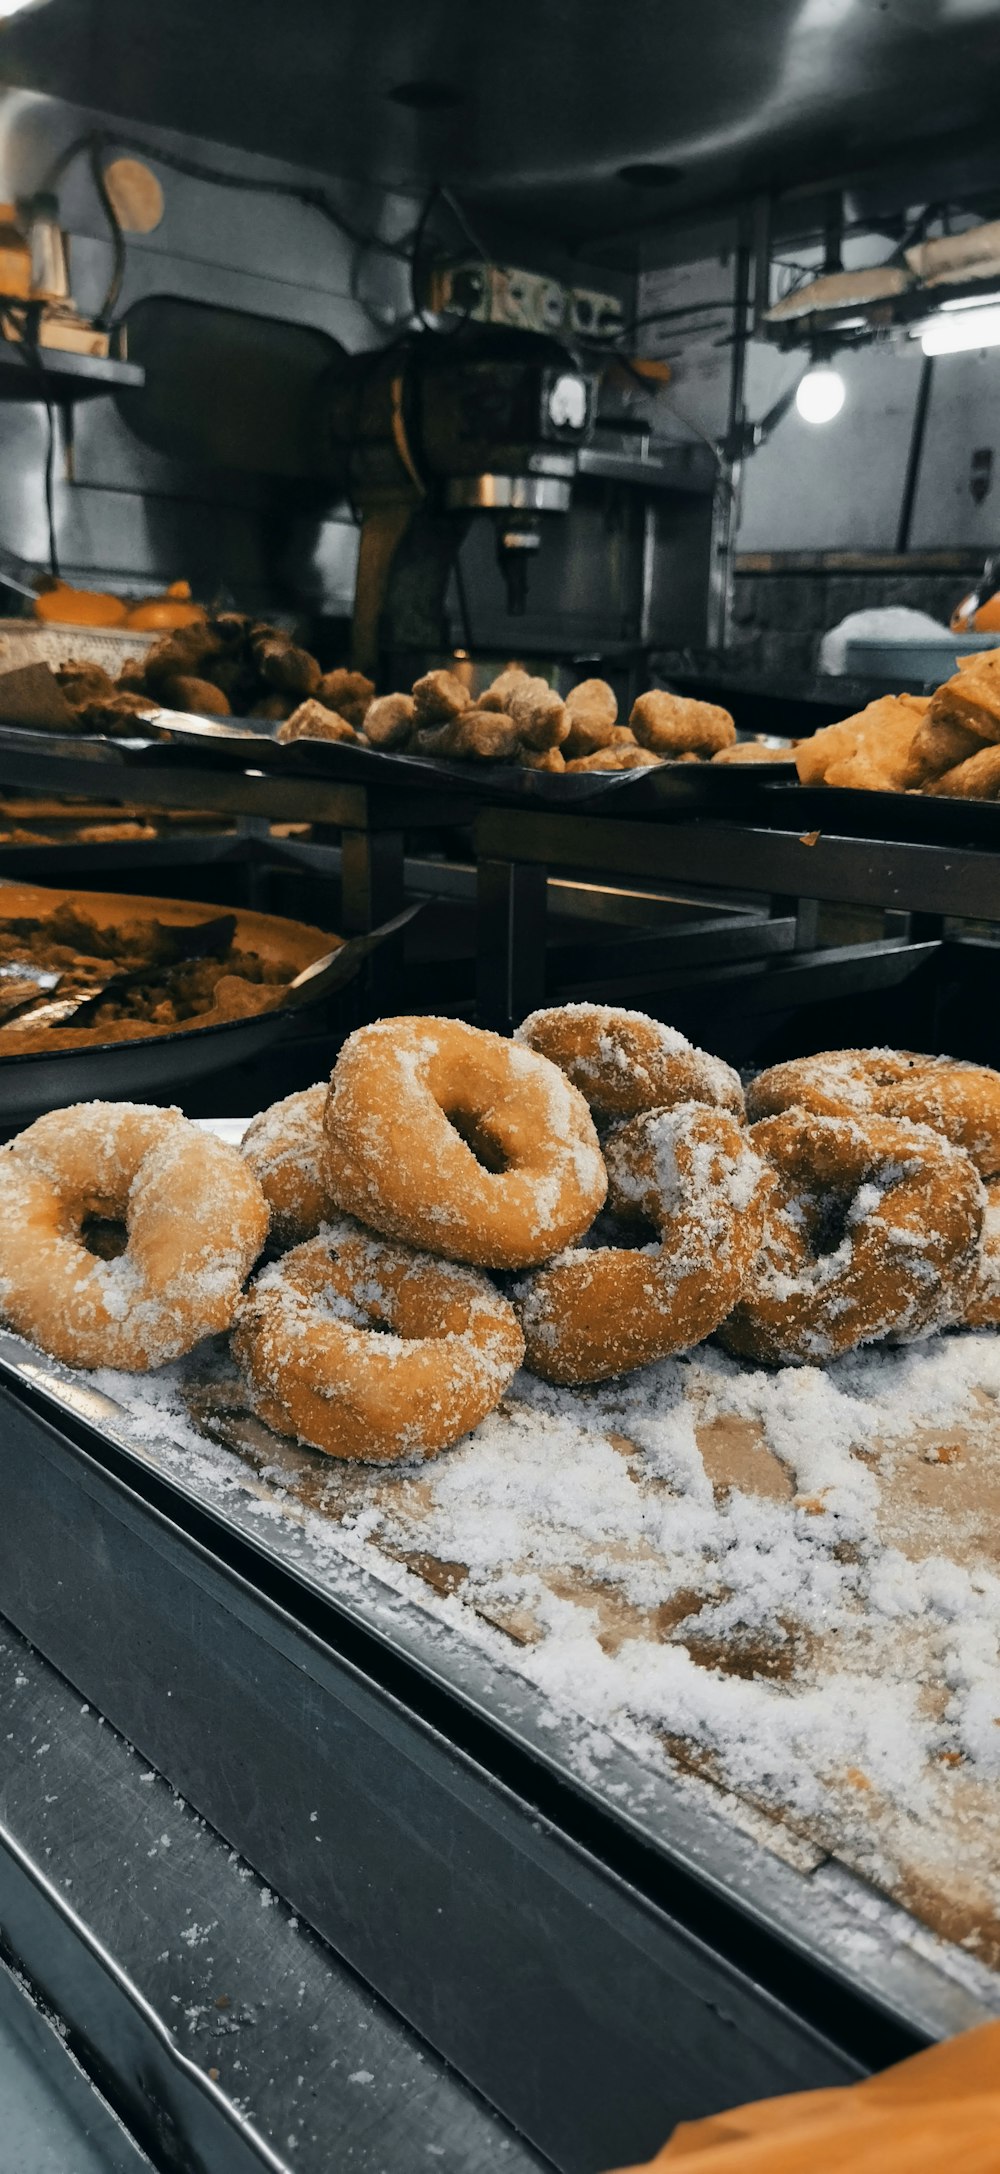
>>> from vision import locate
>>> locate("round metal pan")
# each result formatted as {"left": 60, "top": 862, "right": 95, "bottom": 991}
{"left": 0, "top": 881, "right": 337, "bottom": 1125}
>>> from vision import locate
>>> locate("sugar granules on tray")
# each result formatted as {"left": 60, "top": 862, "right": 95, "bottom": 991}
{"left": 94, "top": 1327, "right": 1000, "bottom": 1967}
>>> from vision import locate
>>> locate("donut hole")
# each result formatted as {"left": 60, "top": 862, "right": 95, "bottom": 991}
{"left": 442, "top": 1106, "right": 510, "bottom": 1175}
{"left": 807, "top": 1189, "right": 855, "bottom": 1260}
{"left": 81, "top": 1213, "right": 129, "bottom": 1260}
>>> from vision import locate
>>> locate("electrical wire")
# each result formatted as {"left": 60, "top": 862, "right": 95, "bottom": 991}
{"left": 86, "top": 136, "right": 127, "bottom": 328}
{"left": 42, "top": 128, "right": 424, "bottom": 269}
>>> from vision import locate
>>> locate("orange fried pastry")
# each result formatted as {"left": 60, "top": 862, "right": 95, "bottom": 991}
{"left": 630, "top": 691, "right": 736, "bottom": 757}
{"left": 720, "top": 1112, "right": 984, "bottom": 1365}
{"left": 711, "top": 740, "right": 792, "bottom": 765}
{"left": 0, "top": 1102, "right": 268, "bottom": 1369}
{"left": 325, "top": 1015, "right": 606, "bottom": 1269}
{"left": 901, "top": 713, "right": 985, "bottom": 788}
{"left": 795, "top": 695, "right": 928, "bottom": 792}
{"left": 929, "top": 741, "right": 1000, "bottom": 799}
{"left": 233, "top": 1220, "right": 524, "bottom": 1463}
{"left": 515, "top": 1104, "right": 768, "bottom": 1384}
{"left": 928, "top": 668, "right": 1000, "bottom": 746}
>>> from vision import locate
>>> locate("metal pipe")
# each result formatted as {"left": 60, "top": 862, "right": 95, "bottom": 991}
{"left": 895, "top": 353, "right": 935, "bottom": 554}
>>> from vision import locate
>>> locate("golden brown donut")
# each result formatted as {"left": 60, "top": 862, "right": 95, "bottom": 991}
{"left": 241, "top": 1084, "right": 332, "bottom": 1245}
{"left": 746, "top": 1048, "right": 1000, "bottom": 1178}
{"left": 0, "top": 1102, "right": 268, "bottom": 1369}
{"left": 966, "top": 1180, "right": 1000, "bottom": 1327}
{"left": 233, "top": 1219, "right": 524, "bottom": 1462}
{"left": 720, "top": 1111, "right": 985, "bottom": 1366}
{"left": 630, "top": 691, "right": 736, "bottom": 757}
{"left": 516, "top": 1003, "right": 744, "bottom": 1121}
{"left": 325, "top": 1016, "right": 605, "bottom": 1269}
{"left": 515, "top": 1103, "right": 769, "bottom": 1384}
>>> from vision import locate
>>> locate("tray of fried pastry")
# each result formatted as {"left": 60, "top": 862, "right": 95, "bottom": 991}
{"left": 0, "top": 1005, "right": 999, "bottom": 1989}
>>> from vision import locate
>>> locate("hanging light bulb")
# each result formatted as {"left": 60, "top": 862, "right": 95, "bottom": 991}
{"left": 795, "top": 364, "right": 847, "bottom": 425}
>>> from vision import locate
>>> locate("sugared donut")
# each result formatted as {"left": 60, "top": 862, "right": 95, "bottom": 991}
{"left": 233, "top": 1218, "right": 524, "bottom": 1462}
{"left": 720, "top": 1111, "right": 985, "bottom": 1366}
{"left": 0, "top": 1102, "right": 268, "bottom": 1369}
{"left": 966, "top": 1181, "right": 1000, "bottom": 1328}
{"left": 515, "top": 1003, "right": 744, "bottom": 1121}
{"left": 324, "top": 1016, "right": 606, "bottom": 1270}
{"left": 515, "top": 1103, "right": 769, "bottom": 1385}
{"left": 746, "top": 1049, "right": 1000, "bottom": 1178}
{"left": 241, "top": 1084, "right": 331, "bottom": 1245}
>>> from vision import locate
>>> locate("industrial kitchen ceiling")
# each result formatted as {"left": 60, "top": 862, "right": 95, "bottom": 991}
{"left": 2, "top": 0, "right": 1000, "bottom": 250}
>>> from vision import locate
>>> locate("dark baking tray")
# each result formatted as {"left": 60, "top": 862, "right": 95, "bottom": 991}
{"left": 0, "top": 1346, "right": 984, "bottom": 2174}
{"left": 737, "top": 779, "right": 1000, "bottom": 847}
{"left": 0, "top": 1006, "right": 304, "bottom": 1125}
{"left": 0, "top": 716, "right": 799, "bottom": 815}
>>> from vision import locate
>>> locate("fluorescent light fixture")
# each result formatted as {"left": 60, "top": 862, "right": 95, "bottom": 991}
{"left": 0, "top": 0, "right": 50, "bottom": 16}
{"left": 920, "top": 305, "right": 1000, "bottom": 355}
{"left": 795, "top": 364, "right": 846, "bottom": 424}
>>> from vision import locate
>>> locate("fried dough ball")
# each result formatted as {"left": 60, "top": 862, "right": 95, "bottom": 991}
{"left": 159, "top": 675, "right": 231, "bottom": 717}
{"left": 562, "top": 678, "right": 619, "bottom": 758}
{"left": 250, "top": 627, "right": 321, "bottom": 698}
{"left": 520, "top": 746, "right": 566, "bottom": 772}
{"left": 78, "top": 690, "right": 157, "bottom": 735}
{"left": 56, "top": 662, "right": 117, "bottom": 709}
{"left": 901, "top": 714, "right": 985, "bottom": 788}
{"left": 142, "top": 622, "right": 227, "bottom": 692}
{"left": 412, "top": 669, "right": 470, "bottom": 726}
{"left": 362, "top": 693, "right": 416, "bottom": 749}
{"left": 496, "top": 674, "right": 567, "bottom": 751}
{"left": 478, "top": 665, "right": 530, "bottom": 711}
{"left": 630, "top": 691, "right": 736, "bottom": 757}
{"left": 565, "top": 744, "right": 659, "bottom": 772}
{"left": 929, "top": 741, "right": 1000, "bottom": 800}
{"left": 315, "top": 669, "right": 375, "bottom": 730}
{"left": 249, "top": 692, "right": 296, "bottom": 723}
{"left": 277, "top": 700, "right": 358, "bottom": 744}
{"left": 415, "top": 707, "right": 519, "bottom": 761}
{"left": 928, "top": 667, "right": 1000, "bottom": 745}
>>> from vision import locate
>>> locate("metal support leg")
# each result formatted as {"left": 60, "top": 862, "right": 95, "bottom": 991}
{"left": 477, "top": 859, "right": 548, "bottom": 1032}
{"left": 771, "top": 896, "right": 820, "bottom": 950}
{"left": 340, "top": 828, "right": 406, "bottom": 1017}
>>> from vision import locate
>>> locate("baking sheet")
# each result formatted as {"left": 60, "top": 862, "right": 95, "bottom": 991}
{"left": 2, "top": 1268, "right": 997, "bottom": 1988}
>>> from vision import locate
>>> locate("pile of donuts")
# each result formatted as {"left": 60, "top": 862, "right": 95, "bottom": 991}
{"left": 278, "top": 664, "right": 739, "bottom": 774}
{"left": 0, "top": 1007, "right": 998, "bottom": 1467}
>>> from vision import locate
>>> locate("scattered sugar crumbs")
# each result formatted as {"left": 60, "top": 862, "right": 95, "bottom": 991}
{"left": 89, "top": 1326, "right": 1000, "bottom": 1971}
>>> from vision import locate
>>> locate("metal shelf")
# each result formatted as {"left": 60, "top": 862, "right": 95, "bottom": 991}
{"left": 0, "top": 342, "right": 145, "bottom": 402}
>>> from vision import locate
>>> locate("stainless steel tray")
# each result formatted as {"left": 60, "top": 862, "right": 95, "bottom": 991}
{"left": 0, "top": 1339, "right": 994, "bottom": 2174}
